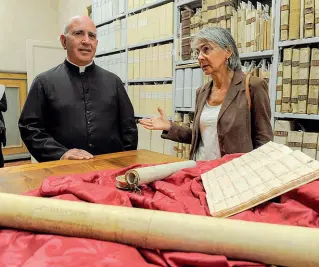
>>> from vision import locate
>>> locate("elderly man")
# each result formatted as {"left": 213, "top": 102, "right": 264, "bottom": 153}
{"left": 19, "top": 16, "right": 138, "bottom": 162}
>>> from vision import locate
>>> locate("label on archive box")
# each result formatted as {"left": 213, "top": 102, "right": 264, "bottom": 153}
{"left": 145, "top": 92, "right": 152, "bottom": 100}
{"left": 158, "top": 92, "right": 165, "bottom": 100}
{"left": 140, "top": 92, "right": 146, "bottom": 99}
{"left": 151, "top": 92, "right": 159, "bottom": 99}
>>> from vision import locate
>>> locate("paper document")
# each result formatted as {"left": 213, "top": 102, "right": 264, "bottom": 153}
{"left": 202, "top": 141, "right": 319, "bottom": 217}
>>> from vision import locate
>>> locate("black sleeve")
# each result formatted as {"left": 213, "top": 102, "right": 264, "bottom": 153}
{"left": 0, "top": 93, "right": 7, "bottom": 112}
{"left": 18, "top": 76, "right": 68, "bottom": 162}
{"left": 116, "top": 78, "right": 138, "bottom": 150}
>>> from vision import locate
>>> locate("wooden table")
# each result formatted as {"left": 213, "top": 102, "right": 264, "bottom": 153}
{"left": 0, "top": 150, "right": 183, "bottom": 194}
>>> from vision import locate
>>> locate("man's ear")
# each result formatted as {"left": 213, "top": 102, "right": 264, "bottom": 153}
{"left": 60, "top": 34, "right": 67, "bottom": 50}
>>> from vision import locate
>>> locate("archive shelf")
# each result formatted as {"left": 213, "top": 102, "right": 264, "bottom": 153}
{"left": 279, "top": 37, "right": 319, "bottom": 48}
{"left": 96, "top": 13, "right": 126, "bottom": 27}
{"left": 175, "top": 50, "right": 274, "bottom": 68}
{"left": 274, "top": 112, "right": 319, "bottom": 120}
{"left": 135, "top": 114, "right": 173, "bottom": 120}
{"left": 175, "top": 107, "right": 195, "bottom": 112}
{"left": 127, "top": 78, "right": 173, "bottom": 83}
{"left": 127, "top": 37, "right": 174, "bottom": 50}
{"left": 176, "top": 0, "right": 201, "bottom": 8}
{"left": 96, "top": 47, "right": 126, "bottom": 57}
{"left": 128, "top": 0, "right": 173, "bottom": 14}
{"left": 175, "top": 59, "right": 197, "bottom": 66}
{"left": 239, "top": 50, "right": 274, "bottom": 60}
{"left": 175, "top": 63, "right": 199, "bottom": 69}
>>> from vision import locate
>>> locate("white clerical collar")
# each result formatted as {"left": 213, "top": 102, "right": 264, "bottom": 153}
{"left": 66, "top": 58, "right": 93, "bottom": 73}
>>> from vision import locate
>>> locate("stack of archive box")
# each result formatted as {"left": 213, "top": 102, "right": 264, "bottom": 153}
{"left": 92, "top": 0, "right": 175, "bottom": 156}
{"left": 92, "top": 0, "right": 319, "bottom": 158}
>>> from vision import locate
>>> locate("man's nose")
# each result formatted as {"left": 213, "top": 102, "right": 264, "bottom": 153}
{"left": 81, "top": 35, "right": 91, "bottom": 44}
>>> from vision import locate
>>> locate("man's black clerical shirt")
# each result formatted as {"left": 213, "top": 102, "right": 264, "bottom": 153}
{"left": 19, "top": 60, "right": 138, "bottom": 162}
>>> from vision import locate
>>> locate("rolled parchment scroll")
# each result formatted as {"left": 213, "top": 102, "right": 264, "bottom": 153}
{"left": 0, "top": 192, "right": 318, "bottom": 267}
{"left": 124, "top": 160, "right": 196, "bottom": 186}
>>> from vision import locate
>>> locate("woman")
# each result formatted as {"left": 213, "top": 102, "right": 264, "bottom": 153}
{"left": 0, "top": 92, "right": 7, "bottom": 167}
{"left": 139, "top": 27, "right": 273, "bottom": 161}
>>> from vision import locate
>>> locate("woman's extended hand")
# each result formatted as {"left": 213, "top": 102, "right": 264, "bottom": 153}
{"left": 139, "top": 107, "right": 171, "bottom": 131}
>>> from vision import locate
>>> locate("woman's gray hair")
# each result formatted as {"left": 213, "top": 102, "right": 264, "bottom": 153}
{"left": 193, "top": 27, "right": 242, "bottom": 71}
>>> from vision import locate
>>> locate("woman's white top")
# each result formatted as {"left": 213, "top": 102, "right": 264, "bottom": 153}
{"left": 195, "top": 101, "right": 222, "bottom": 161}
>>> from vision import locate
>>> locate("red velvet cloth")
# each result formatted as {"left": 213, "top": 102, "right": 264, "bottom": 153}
{"left": 1, "top": 154, "right": 318, "bottom": 267}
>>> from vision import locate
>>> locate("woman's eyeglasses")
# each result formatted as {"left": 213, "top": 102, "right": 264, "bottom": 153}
{"left": 194, "top": 45, "right": 213, "bottom": 58}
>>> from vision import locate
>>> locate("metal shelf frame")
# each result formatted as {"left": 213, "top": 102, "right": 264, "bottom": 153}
{"left": 128, "top": 0, "right": 172, "bottom": 15}
{"left": 96, "top": 13, "right": 126, "bottom": 27}
{"left": 127, "top": 78, "right": 173, "bottom": 83}
{"left": 128, "top": 37, "right": 174, "bottom": 50}
{"left": 93, "top": 0, "right": 319, "bottom": 129}
{"left": 274, "top": 112, "right": 319, "bottom": 120}
{"left": 279, "top": 37, "right": 319, "bottom": 47}
{"left": 95, "top": 47, "right": 126, "bottom": 57}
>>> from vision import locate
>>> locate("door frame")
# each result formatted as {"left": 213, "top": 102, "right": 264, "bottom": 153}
{"left": 0, "top": 72, "right": 29, "bottom": 160}
{"left": 26, "top": 39, "right": 64, "bottom": 91}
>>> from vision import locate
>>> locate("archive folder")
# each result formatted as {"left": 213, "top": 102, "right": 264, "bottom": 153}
{"left": 192, "top": 68, "right": 203, "bottom": 109}
{"left": 302, "top": 132, "right": 318, "bottom": 159}
{"left": 133, "top": 85, "right": 140, "bottom": 114}
{"left": 183, "top": 68, "right": 193, "bottom": 108}
{"left": 133, "top": 49, "right": 140, "bottom": 79}
{"left": 175, "top": 69, "right": 184, "bottom": 108}
{"left": 152, "top": 46, "right": 159, "bottom": 78}
{"left": 139, "top": 48, "right": 146, "bottom": 78}
{"left": 128, "top": 51, "right": 134, "bottom": 80}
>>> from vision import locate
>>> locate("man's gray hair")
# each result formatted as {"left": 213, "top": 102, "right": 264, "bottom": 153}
{"left": 193, "top": 27, "right": 242, "bottom": 71}
{"left": 64, "top": 24, "right": 69, "bottom": 34}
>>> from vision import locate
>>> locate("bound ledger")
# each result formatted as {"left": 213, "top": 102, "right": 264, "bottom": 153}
{"left": 276, "top": 62, "right": 283, "bottom": 112}
{"left": 282, "top": 48, "right": 292, "bottom": 112}
{"left": 291, "top": 49, "right": 300, "bottom": 113}
{"left": 308, "top": 48, "right": 319, "bottom": 114}
{"left": 297, "top": 47, "right": 311, "bottom": 113}
{"left": 202, "top": 141, "right": 319, "bottom": 218}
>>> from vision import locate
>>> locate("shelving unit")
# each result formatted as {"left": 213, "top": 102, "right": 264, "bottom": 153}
{"left": 93, "top": 0, "right": 176, "bottom": 155}
{"left": 174, "top": 0, "right": 279, "bottom": 129}
{"left": 92, "top": 0, "right": 174, "bottom": 108}
{"left": 175, "top": 50, "right": 274, "bottom": 68}
{"left": 93, "top": 0, "right": 319, "bottom": 142}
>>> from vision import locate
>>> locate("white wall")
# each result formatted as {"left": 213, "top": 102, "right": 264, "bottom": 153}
{"left": 58, "top": 0, "right": 92, "bottom": 33}
{"left": 0, "top": 0, "right": 60, "bottom": 72}
{"left": 0, "top": 0, "right": 92, "bottom": 73}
